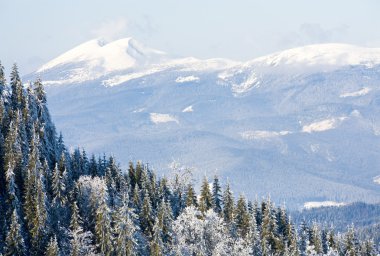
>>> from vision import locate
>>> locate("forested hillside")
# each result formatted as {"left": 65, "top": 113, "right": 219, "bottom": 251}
{"left": 0, "top": 62, "right": 378, "bottom": 255}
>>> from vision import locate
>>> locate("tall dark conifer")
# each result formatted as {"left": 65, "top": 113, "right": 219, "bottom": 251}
{"left": 212, "top": 175, "right": 222, "bottom": 214}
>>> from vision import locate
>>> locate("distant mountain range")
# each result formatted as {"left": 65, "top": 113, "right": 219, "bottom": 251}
{"left": 26, "top": 37, "right": 380, "bottom": 209}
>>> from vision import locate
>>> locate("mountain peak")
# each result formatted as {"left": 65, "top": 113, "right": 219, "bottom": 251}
{"left": 36, "top": 37, "right": 168, "bottom": 83}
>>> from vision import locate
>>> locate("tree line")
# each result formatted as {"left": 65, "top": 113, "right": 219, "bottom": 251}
{"left": 0, "top": 62, "right": 378, "bottom": 255}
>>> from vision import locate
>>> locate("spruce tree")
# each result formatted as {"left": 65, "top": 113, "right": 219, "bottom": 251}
{"left": 89, "top": 154, "right": 98, "bottom": 178}
{"left": 33, "top": 77, "right": 46, "bottom": 105}
{"left": 10, "top": 64, "right": 23, "bottom": 110}
{"left": 212, "top": 175, "right": 222, "bottom": 214}
{"left": 199, "top": 176, "right": 212, "bottom": 214}
{"left": 52, "top": 163, "right": 66, "bottom": 206}
{"left": 299, "top": 220, "right": 308, "bottom": 256}
{"left": 234, "top": 194, "right": 250, "bottom": 238}
{"left": 185, "top": 184, "right": 197, "bottom": 207}
{"left": 95, "top": 186, "right": 112, "bottom": 256}
{"left": 113, "top": 192, "right": 137, "bottom": 256}
{"left": 343, "top": 226, "right": 359, "bottom": 256}
{"left": 139, "top": 189, "right": 154, "bottom": 236}
{"left": 261, "top": 198, "right": 280, "bottom": 255}
{"left": 69, "top": 201, "right": 95, "bottom": 256}
{"left": 248, "top": 211, "right": 262, "bottom": 256}
{"left": 4, "top": 209, "right": 25, "bottom": 256}
{"left": 321, "top": 228, "right": 329, "bottom": 254}
{"left": 157, "top": 199, "right": 173, "bottom": 247}
{"left": 24, "top": 133, "right": 48, "bottom": 255}
{"left": 150, "top": 217, "right": 164, "bottom": 256}
{"left": 222, "top": 182, "right": 234, "bottom": 223}
{"left": 309, "top": 222, "right": 322, "bottom": 254}
{"left": 0, "top": 61, "right": 5, "bottom": 95}
{"left": 45, "top": 236, "right": 59, "bottom": 256}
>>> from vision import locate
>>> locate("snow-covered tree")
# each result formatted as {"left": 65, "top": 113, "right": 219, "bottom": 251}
{"left": 46, "top": 236, "right": 59, "bottom": 256}
{"left": 69, "top": 201, "right": 95, "bottom": 256}
{"left": 212, "top": 175, "right": 222, "bottom": 214}
{"left": 199, "top": 176, "right": 212, "bottom": 214}
{"left": 4, "top": 209, "right": 25, "bottom": 256}
{"left": 172, "top": 206, "right": 205, "bottom": 255}
{"left": 95, "top": 186, "right": 112, "bottom": 256}
{"left": 113, "top": 192, "right": 137, "bottom": 256}
{"left": 222, "top": 182, "right": 234, "bottom": 224}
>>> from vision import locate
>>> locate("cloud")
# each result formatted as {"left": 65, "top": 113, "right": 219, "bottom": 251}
{"left": 278, "top": 23, "right": 349, "bottom": 48}
{"left": 91, "top": 16, "right": 157, "bottom": 42}
{"left": 91, "top": 18, "right": 129, "bottom": 41}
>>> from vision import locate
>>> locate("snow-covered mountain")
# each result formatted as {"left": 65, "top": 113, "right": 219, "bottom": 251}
{"left": 26, "top": 38, "right": 380, "bottom": 209}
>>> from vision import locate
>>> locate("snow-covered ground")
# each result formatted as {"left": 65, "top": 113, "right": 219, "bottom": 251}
{"left": 26, "top": 38, "right": 380, "bottom": 208}
{"left": 304, "top": 201, "right": 346, "bottom": 209}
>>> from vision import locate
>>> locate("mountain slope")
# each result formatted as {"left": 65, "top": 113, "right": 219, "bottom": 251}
{"left": 26, "top": 38, "right": 380, "bottom": 209}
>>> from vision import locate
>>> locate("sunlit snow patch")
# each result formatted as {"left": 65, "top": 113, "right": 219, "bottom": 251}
{"left": 240, "top": 130, "right": 291, "bottom": 140}
{"left": 304, "top": 201, "right": 346, "bottom": 209}
{"left": 182, "top": 105, "right": 193, "bottom": 113}
{"left": 175, "top": 75, "right": 200, "bottom": 83}
{"left": 302, "top": 117, "right": 347, "bottom": 133}
{"left": 340, "top": 87, "right": 371, "bottom": 98}
{"left": 150, "top": 113, "right": 178, "bottom": 124}
{"left": 373, "top": 176, "right": 380, "bottom": 185}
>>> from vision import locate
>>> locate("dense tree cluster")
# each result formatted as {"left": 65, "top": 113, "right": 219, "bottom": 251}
{"left": 0, "top": 62, "right": 378, "bottom": 255}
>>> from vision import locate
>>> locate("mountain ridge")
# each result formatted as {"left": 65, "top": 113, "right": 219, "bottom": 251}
{"left": 25, "top": 38, "right": 380, "bottom": 209}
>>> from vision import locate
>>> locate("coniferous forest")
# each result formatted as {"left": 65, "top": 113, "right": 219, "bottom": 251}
{"left": 0, "top": 61, "right": 379, "bottom": 255}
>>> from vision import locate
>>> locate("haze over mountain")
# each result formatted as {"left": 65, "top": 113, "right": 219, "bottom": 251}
{"left": 26, "top": 37, "right": 380, "bottom": 209}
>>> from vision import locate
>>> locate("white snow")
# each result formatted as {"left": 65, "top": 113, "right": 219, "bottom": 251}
{"left": 39, "top": 38, "right": 166, "bottom": 73}
{"left": 37, "top": 38, "right": 168, "bottom": 84}
{"left": 302, "top": 117, "right": 347, "bottom": 133}
{"left": 249, "top": 43, "right": 380, "bottom": 70}
{"left": 102, "top": 67, "right": 163, "bottom": 87}
{"left": 340, "top": 87, "right": 371, "bottom": 98}
{"left": 150, "top": 113, "right": 178, "bottom": 124}
{"left": 373, "top": 176, "right": 380, "bottom": 185}
{"left": 182, "top": 105, "right": 193, "bottom": 113}
{"left": 175, "top": 75, "right": 200, "bottom": 83}
{"left": 240, "top": 130, "right": 291, "bottom": 140}
{"left": 232, "top": 72, "right": 261, "bottom": 94}
{"left": 29, "top": 39, "right": 380, "bottom": 208}
{"left": 304, "top": 201, "right": 346, "bottom": 209}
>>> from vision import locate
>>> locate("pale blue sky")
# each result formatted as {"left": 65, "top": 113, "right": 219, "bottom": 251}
{"left": 1, "top": 0, "right": 379, "bottom": 74}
